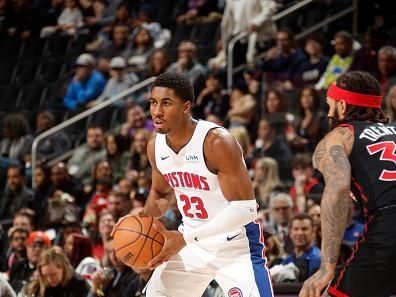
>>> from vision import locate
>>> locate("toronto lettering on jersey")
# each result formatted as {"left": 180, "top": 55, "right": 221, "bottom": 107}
{"left": 163, "top": 172, "right": 210, "bottom": 191}
{"left": 359, "top": 123, "right": 396, "bottom": 141}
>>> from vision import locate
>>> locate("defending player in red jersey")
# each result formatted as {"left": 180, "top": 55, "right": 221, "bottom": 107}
{"left": 300, "top": 71, "right": 396, "bottom": 297}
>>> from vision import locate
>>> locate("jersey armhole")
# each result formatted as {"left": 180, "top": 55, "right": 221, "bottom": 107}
{"left": 202, "top": 127, "right": 225, "bottom": 175}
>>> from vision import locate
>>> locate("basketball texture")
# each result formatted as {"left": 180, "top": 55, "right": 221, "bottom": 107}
{"left": 113, "top": 215, "right": 165, "bottom": 269}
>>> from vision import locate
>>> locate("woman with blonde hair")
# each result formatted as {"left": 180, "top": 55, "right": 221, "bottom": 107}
{"left": 253, "top": 157, "right": 285, "bottom": 209}
{"left": 24, "top": 246, "right": 89, "bottom": 297}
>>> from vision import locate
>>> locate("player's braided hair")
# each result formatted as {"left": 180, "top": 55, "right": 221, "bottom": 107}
{"left": 151, "top": 72, "right": 194, "bottom": 103}
{"left": 336, "top": 71, "right": 389, "bottom": 125}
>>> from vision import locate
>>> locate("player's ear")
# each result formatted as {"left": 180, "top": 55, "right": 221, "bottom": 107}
{"left": 339, "top": 99, "right": 348, "bottom": 115}
{"left": 183, "top": 101, "right": 192, "bottom": 114}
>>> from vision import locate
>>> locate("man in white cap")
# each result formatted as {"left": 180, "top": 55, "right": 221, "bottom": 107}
{"left": 63, "top": 53, "right": 107, "bottom": 112}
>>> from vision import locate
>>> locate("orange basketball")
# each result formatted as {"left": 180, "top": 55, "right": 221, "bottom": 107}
{"left": 112, "top": 215, "right": 165, "bottom": 269}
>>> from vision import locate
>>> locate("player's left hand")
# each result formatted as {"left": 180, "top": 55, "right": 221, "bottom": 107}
{"left": 299, "top": 266, "right": 334, "bottom": 297}
{"left": 147, "top": 222, "right": 186, "bottom": 269}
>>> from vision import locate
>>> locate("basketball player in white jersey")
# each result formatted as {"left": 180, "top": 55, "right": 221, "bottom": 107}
{"left": 143, "top": 72, "right": 273, "bottom": 297}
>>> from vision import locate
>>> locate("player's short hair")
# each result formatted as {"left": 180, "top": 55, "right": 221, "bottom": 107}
{"left": 151, "top": 72, "right": 194, "bottom": 103}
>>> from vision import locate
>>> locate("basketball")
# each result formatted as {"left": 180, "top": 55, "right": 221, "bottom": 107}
{"left": 112, "top": 215, "right": 165, "bottom": 269}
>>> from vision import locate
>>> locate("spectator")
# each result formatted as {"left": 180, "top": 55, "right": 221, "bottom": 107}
{"left": 92, "top": 210, "right": 115, "bottom": 261}
{"left": 385, "top": 84, "right": 396, "bottom": 121}
{"left": 0, "top": 113, "right": 33, "bottom": 164}
{"left": 269, "top": 192, "right": 293, "bottom": 253}
{"left": 88, "top": 240, "right": 143, "bottom": 297}
{"left": 315, "top": 31, "right": 354, "bottom": 90}
{"left": 143, "top": 48, "right": 171, "bottom": 79}
{"left": 125, "top": 129, "right": 151, "bottom": 184}
{"left": 34, "top": 111, "right": 71, "bottom": 161}
{"left": 1, "top": 228, "right": 28, "bottom": 273}
{"left": 262, "top": 87, "right": 295, "bottom": 137}
{"left": 289, "top": 153, "right": 324, "bottom": 213}
{"left": 227, "top": 81, "right": 256, "bottom": 128}
{"left": 104, "top": 133, "right": 129, "bottom": 183}
{"left": 24, "top": 246, "right": 89, "bottom": 297}
{"left": 376, "top": 45, "right": 396, "bottom": 96}
{"left": 261, "top": 28, "right": 307, "bottom": 90}
{"left": 194, "top": 70, "right": 230, "bottom": 121}
{"left": 88, "top": 56, "right": 139, "bottom": 109}
{"left": 9, "top": 231, "right": 51, "bottom": 294}
{"left": 281, "top": 213, "right": 321, "bottom": 280}
{"left": 95, "top": 24, "right": 131, "bottom": 61}
{"left": 127, "top": 25, "right": 156, "bottom": 75}
{"left": 248, "top": 118, "right": 293, "bottom": 182}
{"left": 63, "top": 53, "right": 106, "bottom": 112}
{"left": 12, "top": 208, "right": 35, "bottom": 234}
{"left": 40, "top": 0, "right": 83, "bottom": 37}
{"left": 0, "top": 165, "right": 34, "bottom": 225}
{"left": 67, "top": 125, "right": 106, "bottom": 188}
{"left": 33, "top": 165, "right": 52, "bottom": 220}
{"left": 221, "top": 0, "right": 277, "bottom": 66}
{"left": 290, "top": 87, "right": 328, "bottom": 152}
{"left": 120, "top": 104, "right": 154, "bottom": 142}
{"left": 116, "top": 178, "right": 134, "bottom": 196}
{"left": 64, "top": 233, "right": 100, "bottom": 284}
{"left": 294, "top": 33, "right": 330, "bottom": 88}
{"left": 167, "top": 41, "right": 206, "bottom": 93}
{"left": 342, "top": 200, "right": 364, "bottom": 248}
{"left": 252, "top": 157, "right": 285, "bottom": 210}
{"left": 48, "top": 162, "right": 85, "bottom": 210}
{"left": 261, "top": 222, "right": 285, "bottom": 268}
{"left": 107, "top": 191, "right": 131, "bottom": 221}
{"left": 307, "top": 204, "right": 321, "bottom": 247}
{"left": 229, "top": 126, "right": 251, "bottom": 158}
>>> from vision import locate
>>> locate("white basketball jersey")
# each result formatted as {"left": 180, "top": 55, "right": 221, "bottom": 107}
{"left": 155, "top": 120, "right": 230, "bottom": 229}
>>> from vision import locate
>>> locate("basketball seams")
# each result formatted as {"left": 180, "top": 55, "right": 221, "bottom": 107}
{"left": 113, "top": 216, "right": 164, "bottom": 268}
{"left": 131, "top": 216, "right": 154, "bottom": 266}
{"left": 114, "top": 228, "right": 164, "bottom": 247}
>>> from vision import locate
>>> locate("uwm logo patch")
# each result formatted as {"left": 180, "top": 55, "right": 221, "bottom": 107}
{"left": 228, "top": 287, "right": 243, "bottom": 297}
{"left": 185, "top": 154, "right": 198, "bottom": 161}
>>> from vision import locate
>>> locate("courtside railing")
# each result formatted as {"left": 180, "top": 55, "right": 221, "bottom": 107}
{"left": 227, "top": 0, "right": 359, "bottom": 91}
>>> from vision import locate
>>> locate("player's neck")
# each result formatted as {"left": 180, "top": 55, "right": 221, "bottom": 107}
{"left": 166, "top": 117, "right": 197, "bottom": 153}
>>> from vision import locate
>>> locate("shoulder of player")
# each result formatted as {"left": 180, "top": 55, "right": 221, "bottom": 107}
{"left": 204, "top": 128, "right": 241, "bottom": 168}
{"left": 327, "top": 126, "right": 354, "bottom": 152}
{"left": 204, "top": 127, "right": 239, "bottom": 153}
{"left": 313, "top": 126, "right": 353, "bottom": 169}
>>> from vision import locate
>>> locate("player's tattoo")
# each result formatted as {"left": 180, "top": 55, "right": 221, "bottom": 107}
{"left": 314, "top": 139, "right": 326, "bottom": 168}
{"left": 320, "top": 143, "right": 351, "bottom": 265}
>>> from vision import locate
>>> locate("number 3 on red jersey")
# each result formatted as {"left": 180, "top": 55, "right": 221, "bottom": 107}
{"left": 179, "top": 195, "right": 208, "bottom": 219}
{"left": 366, "top": 141, "right": 396, "bottom": 181}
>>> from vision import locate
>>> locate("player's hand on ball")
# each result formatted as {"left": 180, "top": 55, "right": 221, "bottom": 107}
{"left": 147, "top": 221, "right": 186, "bottom": 269}
{"left": 299, "top": 266, "right": 334, "bottom": 297}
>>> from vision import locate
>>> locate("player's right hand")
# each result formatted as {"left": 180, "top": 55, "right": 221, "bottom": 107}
{"left": 147, "top": 222, "right": 186, "bottom": 269}
{"left": 299, "top": 266, "right": 334, "bottom": 297}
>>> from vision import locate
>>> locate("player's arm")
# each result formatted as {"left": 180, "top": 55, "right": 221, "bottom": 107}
{"left": 143, "top": 136, "right": 174, "bottom": 218}
{"left": 300, "top": 126, "right": 354, "bottom": 297}
{"left": 182, "top": 128, "right": 257, "bottom": 244}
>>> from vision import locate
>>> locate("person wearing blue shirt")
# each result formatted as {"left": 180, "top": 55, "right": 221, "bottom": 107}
{"left": 63, "top": 53, "right": 106, "bottom": 112}
{"left": 282, "top": 213, "right": 321, "bottom": 280}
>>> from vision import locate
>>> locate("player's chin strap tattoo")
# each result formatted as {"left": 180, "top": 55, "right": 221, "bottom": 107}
{"left": 182, "top": 200, "right": 257, "bottom": 244}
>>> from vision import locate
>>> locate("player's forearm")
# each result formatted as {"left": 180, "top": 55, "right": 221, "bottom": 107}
{"left": 183, "top": 199, "right": 257, "bottom": 244}
{"left": 320, "top": 185, "right": 350, "bottom": 271}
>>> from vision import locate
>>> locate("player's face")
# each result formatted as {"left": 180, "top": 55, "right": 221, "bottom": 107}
{"left": 149, "top": 86, "right": 191, "bottom": 134}
{"left": 326, "top": 97, "right": 346, "bottom": 129}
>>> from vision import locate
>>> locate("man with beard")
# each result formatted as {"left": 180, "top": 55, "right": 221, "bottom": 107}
{"left": 300, "top": 71, "right": 396, "bottom": 297}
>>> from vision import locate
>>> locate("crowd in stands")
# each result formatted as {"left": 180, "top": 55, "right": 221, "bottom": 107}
{"left": 1, "top": 0, "right": 396, "bottom": 296}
